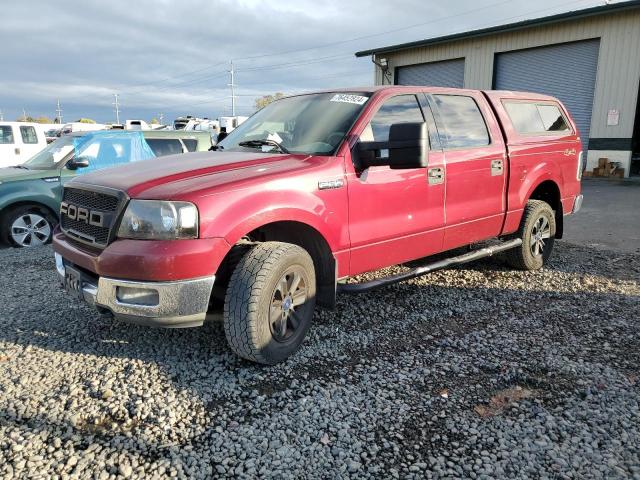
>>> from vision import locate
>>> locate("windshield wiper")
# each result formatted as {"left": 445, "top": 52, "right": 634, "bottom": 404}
{"left": 238, "top": 139, "right": 289, "bottom": 154}
{"left": 210, "top": 144, "right": 224, "bottom": 151}
{"left": 10, "top": 165, "right": 29, "bottom": 169}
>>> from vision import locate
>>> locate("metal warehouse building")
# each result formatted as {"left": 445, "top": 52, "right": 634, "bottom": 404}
{"left": 356, "top": 0, "right": 640, "bottom": 177}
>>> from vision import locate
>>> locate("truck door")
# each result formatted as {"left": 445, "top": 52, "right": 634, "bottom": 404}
{"left": 345, "top": 94, "right": 445, "bottom": 276}
{"left": 429, "top": 92, "right": 507, "bottom": 250}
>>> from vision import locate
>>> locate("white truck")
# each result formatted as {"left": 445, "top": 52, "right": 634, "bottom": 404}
{"left": 0, "top": 122, "right": 48, "bottom": 167}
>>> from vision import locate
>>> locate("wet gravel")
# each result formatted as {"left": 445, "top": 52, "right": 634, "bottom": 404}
{"left": 0, "top": 242, "right": 638, "bottom": 479}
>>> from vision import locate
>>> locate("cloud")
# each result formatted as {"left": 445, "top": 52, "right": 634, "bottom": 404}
{"left": 0, "top": 0, "right": 604, "bottom": 122}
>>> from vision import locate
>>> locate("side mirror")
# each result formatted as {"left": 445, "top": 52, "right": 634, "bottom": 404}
{"left": 387, "top": 122, "right": 429, "bottom": 169}
{"left": 66, "top": 157, "right": 90, "bottom": 170}
{"left": 356, "top": 122, "right": 428, "bottom": 170}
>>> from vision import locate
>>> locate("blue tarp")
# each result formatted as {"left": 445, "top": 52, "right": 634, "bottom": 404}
{"left": 72, "top": 131, "right": 156, "bottom": 173}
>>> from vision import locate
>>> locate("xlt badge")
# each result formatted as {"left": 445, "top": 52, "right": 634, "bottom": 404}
{"left": 318, "top": 179, "right": 344, "bottom": 190}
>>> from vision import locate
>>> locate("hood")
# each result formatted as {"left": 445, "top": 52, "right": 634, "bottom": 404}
{"left": 70, "top": 151, "right": 324, "bottom": 199}
{"left": 0, "top": 167, "right": 59, "bottom": 183}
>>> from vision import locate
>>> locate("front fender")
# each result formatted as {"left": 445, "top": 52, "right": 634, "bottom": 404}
{"left": 197, "top": 184, "right": 350, "bottom": 253}
{"left": 0, "top": 179, "right": 61, "bottom": 217}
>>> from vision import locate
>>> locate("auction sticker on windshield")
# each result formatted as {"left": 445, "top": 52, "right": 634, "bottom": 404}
{"left": 330, "top": 94, "right": 368, "bottom": 105}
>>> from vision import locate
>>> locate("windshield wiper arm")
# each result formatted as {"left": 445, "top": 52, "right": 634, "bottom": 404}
{"left": 10, "top": 165, "right": 29, "bottom": 169}
{"left": 238, "top": 139, "right": 289, "bottom": 154}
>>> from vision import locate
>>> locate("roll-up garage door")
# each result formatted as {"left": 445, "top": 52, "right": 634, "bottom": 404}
{"left": 494, "top": 39, "right": 600, "bottom": 151}
{"left": 396, "top": 58, "right": 465, "bottom": 88}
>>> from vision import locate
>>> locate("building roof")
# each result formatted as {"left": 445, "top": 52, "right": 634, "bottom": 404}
{"left": 355, "top": 0, "right": 640, "bottom": 57}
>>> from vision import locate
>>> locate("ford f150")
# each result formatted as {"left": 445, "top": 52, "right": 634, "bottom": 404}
{"left": 53, "top": 86, "right": 584, "bottom": 364}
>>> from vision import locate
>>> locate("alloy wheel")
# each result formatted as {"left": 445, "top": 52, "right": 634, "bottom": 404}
{"left": 530, "top": 215, "right": 551, "bottom": 257}
{"left": 269, "top": 267, "right": 309, "bottom": 342}
{"left": 11, "top": 213, "right": 51, "bottom": 247}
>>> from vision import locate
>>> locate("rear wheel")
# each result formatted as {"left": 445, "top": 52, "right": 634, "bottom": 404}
{"left": 1, "top": 206, "right": 54, "bottom": 248}
{"left": 506, "top": 200, "right": 556, "bottom": 271}
{"left": 224, "top": 242, "right": 316, "bottom": 365}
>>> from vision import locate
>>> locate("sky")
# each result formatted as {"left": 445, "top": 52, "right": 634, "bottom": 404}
{"left": 0, "top": 0, "right": 610, "bottom": 124}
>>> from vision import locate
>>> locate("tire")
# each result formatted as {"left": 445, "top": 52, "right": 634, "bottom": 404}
{"left": 1, "top": 205, "right": 55, "bottom": 248}
{"left": 506, "top": 200, "right": 556, "bottom": 271}
{"left": 224, "top": 242, "right": 316, "bottom": 365}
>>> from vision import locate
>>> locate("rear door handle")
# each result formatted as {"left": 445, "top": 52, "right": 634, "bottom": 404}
{"left": 428, "top": 167, "right": 444, "bottom": 185}
{"left": 491, "top": 159, "right": 503, "bottom": 176}
{"left": 14, "top": 148, "right": 20, "bottom": 155}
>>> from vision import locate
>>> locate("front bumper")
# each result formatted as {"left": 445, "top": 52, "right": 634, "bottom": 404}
{"left": 55, "top": 253, "right": 215, "bottom": 328}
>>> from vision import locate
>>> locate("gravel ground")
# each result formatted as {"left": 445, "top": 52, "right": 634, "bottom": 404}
{"left": 0, "top": 241, "right": 638, "bottom": 479}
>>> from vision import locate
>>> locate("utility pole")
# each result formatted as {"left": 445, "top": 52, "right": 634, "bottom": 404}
{"left": 159, "top": 112, "right": 164, "bottom": 124}
{"left": 56, "top": 99, "right": 63, "bottom": 124}
{"left": 0, "top": 109, "right": 3, "bottom": 121}
{"left": 22, "top": 108, "right": 27, "bottom": 121}
{"left": 112, "top": 94, "right": 121, "bottom": 125}
{"left": 228, "top": 60, "right": 237, "bottom": 116}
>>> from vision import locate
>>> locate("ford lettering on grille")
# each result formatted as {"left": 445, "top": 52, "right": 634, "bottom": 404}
{"left": 60, "top": 202, "right": 105, "bottom": 227}
{"left": 60, "top": 187, "right": 122, "bottom": 248}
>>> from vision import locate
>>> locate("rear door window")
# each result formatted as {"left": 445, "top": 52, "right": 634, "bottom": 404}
{"left": 145, "top": 138, "right": 185, "bottom": 156}
{"left": 503, "top": 101, "right": 571, "bottom": 134}
{"left": 20, "top": 126, "right": 39, "bottom": 144}
{"left": 181, "top": 138, "right": 198, "bottom": 152}
{"left": 432, "top": 95, "right": 490, "bottom": 149}
{"left": 0, "top": 126, "right": 14, "bottom": 144}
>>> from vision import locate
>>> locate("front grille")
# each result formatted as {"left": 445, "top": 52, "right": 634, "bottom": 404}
{"left": 60, "top": 186, "right": 124, "bottom": 248}
{"left": 61, "top": 216, "right": 111, "bottom": 244}
{"left": 63, "top": 188, "right": 119, "bottom": 212}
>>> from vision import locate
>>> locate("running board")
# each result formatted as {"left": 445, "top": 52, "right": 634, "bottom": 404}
{"left": 337, "top": 238, "right": 523, "bottom": 294}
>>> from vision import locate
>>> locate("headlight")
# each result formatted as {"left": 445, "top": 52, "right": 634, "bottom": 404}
{"left": 117, "top": 200, "right": 198, "bottom": 240}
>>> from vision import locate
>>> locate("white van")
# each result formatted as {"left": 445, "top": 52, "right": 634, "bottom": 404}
{"left": 0, "top": 122, "right": 48, "bottom": 168}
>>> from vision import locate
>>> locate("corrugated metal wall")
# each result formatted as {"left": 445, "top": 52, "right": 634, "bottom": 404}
{"left": 375, "top": 10, "right": 640, "bottom": 141}
{"left": 494, "top": 39, "right": 600, "bottom": 151}
{"left": 395, "top": 58, "right": 465, "bottom": 87}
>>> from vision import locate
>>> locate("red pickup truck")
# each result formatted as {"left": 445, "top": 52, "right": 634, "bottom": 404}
{"left": 53, "top": 86, "right": 583, "bottom": 364}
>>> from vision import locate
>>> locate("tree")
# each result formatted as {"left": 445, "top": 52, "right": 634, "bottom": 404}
{"left": 150, "top": 117, "right": 159, "bottom": 124}
{"left": 254, "top": 92, "right": 285, "bottom": 111}
{"left": 17, "top": 115, "right": 52, "bottom": 123}
{"left": 76, "top": 118, "right": 96, "bottom": 124}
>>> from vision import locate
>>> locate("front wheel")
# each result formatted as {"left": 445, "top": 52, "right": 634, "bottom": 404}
{"left": 506, "top": 200, "right": 556, "bottom": 271}
{"left": 224, "top": 242, "right": 316, "bottom": 365}
{"left": 1, "top": 206, "right": 54, "bottom": 248}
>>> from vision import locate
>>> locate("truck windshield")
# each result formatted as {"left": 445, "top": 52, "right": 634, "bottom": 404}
{"left": 21, "top": 135, "right": 76, "bottom": 170}
{"left": 218, "top": 92, "right": 370, "bottom": 155}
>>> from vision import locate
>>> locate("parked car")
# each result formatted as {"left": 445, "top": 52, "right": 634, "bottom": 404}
{"left": 45, "top": 128, "right": 63, "bottom": 143}
{"left": 53, "top": 86, "right": 583, "bottom": 364}
{"left": 0, "top": 130, "right": 211, "bottom": 247}
{"left": 0, "top": 122, "right": 48, "bottom": 167}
